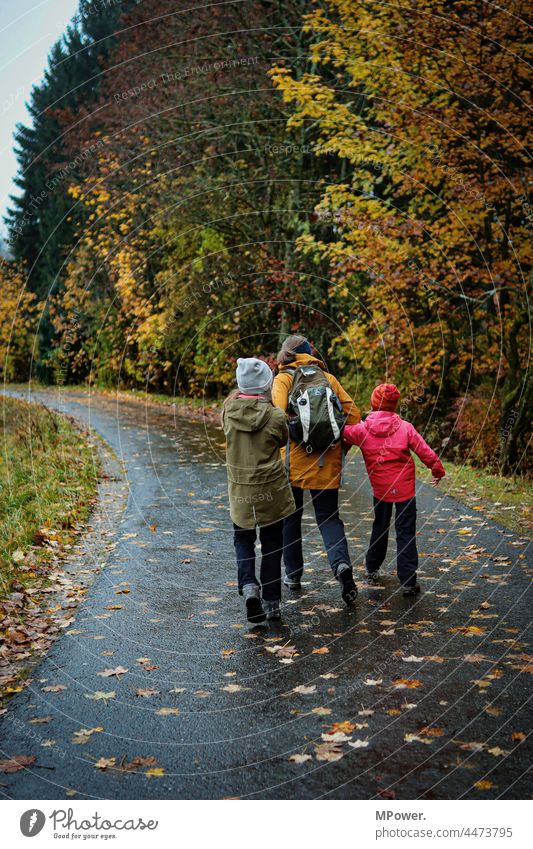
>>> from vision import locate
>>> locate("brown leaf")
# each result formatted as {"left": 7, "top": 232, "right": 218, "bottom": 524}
{"left": 135, "top": 688, "right": 159, "bottom": 698}
{"left": 330, "top": 721, "right": 357, "bottom": 734}
{"left": 292, "top": 684, "right": 317, "bottom": 695}
{"left": 474, "top": 779, "right": 495, "bottom": 790}
{"left": 41, "top": 684, "right": 67, "bottom": 693}
{"left": 392, "top": 678, "right": 423, "bottom": 689}
{"left": 97, "top": 666, "right": 128, "bottom": 678}
{"left": 72, "top": 727, "right": 103, "bottom": 745}
{"left": 314, "top": 742, "right": 344, "bottom": 762}
{"left": 94, "top": 757, "right": 116, "bottom": 771}
{"left": 156, "top": 707, "right": 180, "bottom": 716}
{"left": 312, "top": 646, "right": 329, "bottom": 655}
{"left": 0, "top": 755, "right": 36, "bottom": 773}
{"left": 29, "top": 716, "right": 51, "bottom": 724}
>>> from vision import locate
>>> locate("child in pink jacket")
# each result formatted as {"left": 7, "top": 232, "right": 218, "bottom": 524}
{"left": 343, "top": 383, "right": 445, "bottom": 596}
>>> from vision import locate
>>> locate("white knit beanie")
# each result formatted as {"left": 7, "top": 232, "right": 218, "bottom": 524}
{"left": 236, "top": 357, "right": 273, "bottom": 394}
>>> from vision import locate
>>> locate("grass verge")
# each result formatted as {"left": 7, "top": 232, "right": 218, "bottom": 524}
{"left": 418, "top": 459, "right": 532, "bottom": 537}
{"left": 0, "top": 395, "right": 100, "bottom": 702}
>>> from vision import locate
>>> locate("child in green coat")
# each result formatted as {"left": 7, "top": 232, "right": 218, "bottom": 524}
{"left": 222, "top": 358, "right": 295, "bottom": 622}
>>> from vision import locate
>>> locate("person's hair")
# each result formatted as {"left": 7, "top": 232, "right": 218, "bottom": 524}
{"left": 277, "top": 334, "right": 309, "bottom": 366}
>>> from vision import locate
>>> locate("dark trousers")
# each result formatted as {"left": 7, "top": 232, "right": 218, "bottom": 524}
{"left": 233, "top": 519, "right": 283, "bottom": 602}
{"left": 282, "top": 486, "right": 350, "bottom": 580}
{"left": 366, "top": 497, "right": 418, "bottom": 587}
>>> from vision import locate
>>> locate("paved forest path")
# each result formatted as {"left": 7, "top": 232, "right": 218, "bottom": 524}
{"left": 1, "top": 389, "right": 531, "bottom": 799}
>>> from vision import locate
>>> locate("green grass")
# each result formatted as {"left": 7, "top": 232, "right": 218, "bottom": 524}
{"left": 0, "top": 395, "right": 100, "bottom": 592}
{"left": 417, "top": 458, "right": 532, "bottom": 536}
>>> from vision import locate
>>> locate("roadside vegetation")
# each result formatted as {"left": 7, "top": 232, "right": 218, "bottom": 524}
{"left": 0, "top": 395, "right": 100, "bottom": 702}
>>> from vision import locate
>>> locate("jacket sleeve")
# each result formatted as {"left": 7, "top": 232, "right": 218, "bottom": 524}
{"left": 342, "top": 423, "right": 364, "bottom": 446}
{"left": 329, "top": 375, "right": 361, "bottom": 425}
{"left": 272, "top": 373, "right": 291, "bottom": 412}
{"left": 408, "top": 425, "right": 445, "bottom": 478}
{"left": 270, "top": 407, "right": 289, "bottom": 446}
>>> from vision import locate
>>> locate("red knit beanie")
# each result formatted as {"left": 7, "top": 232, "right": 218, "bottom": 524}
{"left": 371, "top": 383, "right": 400, "bottom": 411}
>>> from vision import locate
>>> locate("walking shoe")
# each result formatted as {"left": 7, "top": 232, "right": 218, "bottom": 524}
{"left": 242, "top": 584, "right": 266, "bottom": 623}
{"left": 402, "top": 583, "right": 421, "bottom": 598}
{"left": 336, "top": 563, "right": 358, "bottom": 606}
{"left": 263, "top": 600, "right": 281, "bottom": 621}
{"left": 366, "top": 570, "right": 382, "bottom": 585}
{"left": 283, "top": 574, "right": 301, "bottom": 590}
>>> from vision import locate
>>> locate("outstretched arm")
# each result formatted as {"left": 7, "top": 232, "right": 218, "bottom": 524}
{"left": 342, "top": 422, "right": 364, "bottom": 447}
{"left": 272, "top": 373, "right": 290, "bottom": 412}
{"left": 408, "top": 425, "right": 445, "bottom": 482}
{"left": 329, "top": 375, "right": 361, "bottom": 425}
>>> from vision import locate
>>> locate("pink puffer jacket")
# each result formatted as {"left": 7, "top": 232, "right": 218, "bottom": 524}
{"left": 343, "top": 411, "right": 445, "bottom": 502}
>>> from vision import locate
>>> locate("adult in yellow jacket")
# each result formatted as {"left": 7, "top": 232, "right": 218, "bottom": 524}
{"left": 272, "top": 335, "right": 361, "bottom": 604}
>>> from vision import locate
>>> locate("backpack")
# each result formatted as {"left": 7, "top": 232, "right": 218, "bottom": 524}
{"left": 285, "top": 365, "right": 347, "bottom": 455}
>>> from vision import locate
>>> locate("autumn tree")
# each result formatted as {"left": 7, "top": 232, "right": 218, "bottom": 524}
{"left": 271, "top": 0, "right": 531, "bottom": 472}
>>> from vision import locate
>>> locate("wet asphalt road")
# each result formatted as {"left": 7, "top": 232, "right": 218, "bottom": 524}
{"left": 1, "top": 389, "right": 531, "bottom": 800}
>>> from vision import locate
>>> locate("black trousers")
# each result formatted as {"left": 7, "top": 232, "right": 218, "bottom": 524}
{"left": 233, "top": 519, "right": 283, "bottom": 601}
{"left": 366, "top": 497, "right": 418, "bottom": 587}
{"left": 282, "top": 486, "right": 351, "bottom": 580}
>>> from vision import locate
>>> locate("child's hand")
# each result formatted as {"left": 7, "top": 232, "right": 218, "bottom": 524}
{"left": 431, "top": 476, "right": 441, "bottom": 487}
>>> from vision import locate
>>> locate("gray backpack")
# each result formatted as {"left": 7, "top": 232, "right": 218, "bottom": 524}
{"left": 286, "top": 365, "right": 347, "bottom": 454}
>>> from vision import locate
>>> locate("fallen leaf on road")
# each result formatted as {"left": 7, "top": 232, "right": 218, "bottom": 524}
{"left": 145, "top": 767, "right": 165, "bottom": 777}
{"left": 42, "top": 684, "right": 67, "bottom": 693}
{"left": 487, "top": 746, "right": 508, "bottom": 757}
{"left": 474, "top": 779, "right": 495, "bottom": 790}
{"left": 311, "top": 706, "right": 332, "bottom": 716}
{"left": 0, "top": 755, "right": 36, "bottom": 773}
{"left": 348, "top": 739, "right": 369, "bottom": 749}
{"left": 72, "top": 727, "right": 103, "bottom": 745}
{"left": 405, "top": 733, "right": 433, "bottom": 745}
{"left": 392, "top": 678, "right": 423, "bottom": 689}
{"left": 330, "top": 721, "right": 357, "bottom": 734}
{"left": 221, "top": 684, "right": 245, "bottom": 693}
{"left": 292, "top": 685, "right": 317, "bottom": 695}
{"left": 449, "top": 626, "right": 486, "bottom": 636}
{"left": 156, "top": 707, "right": 180, "bottom": 716}
{"left": 512, "top": 732, "right": 526, "bottom": 742}
{"left": 265, "top": 643, "right": 298, "bottom": 659}
{"left": 194, "top": 690, "right": 211, "bottom": 698}
{"left": 29, "top": 716, "right": 51, "bottom": 724}
{"left": 94, "top": 757, "right": 116, "bottom": 771}
{"left": 288, "top": 753, "right": 312, "bottom": 764}
{"left": 85, "top": 691, "right": 116, "bottom": 702}
{"left": 312, "top": 646, "right": 329, "bottom": 655}
{"left": 220, "top": 649, "right": 236, "bottom": 658}
{"left": 455, "top": 741, "right": 486, "bottom": 751}
{"left": 321, "top": 731, "right": 352, "bottom": 743}
{"left": 97, "top": 666, "right": 128, "bottom": 678}
{"left": 401, "top": 656, "right": 424, "bottom": 663}
{"left": 136, "top": 688, "right": 159, "bottom": 698}
{"left": 364, "top": 678, "right": 382, "bottom": 686}
{"left": 314, "top": 742, "right": 344, "bottom": 762}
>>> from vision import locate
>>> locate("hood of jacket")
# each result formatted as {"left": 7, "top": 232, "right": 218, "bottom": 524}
{"left": 223, "top": 397, "right": 273, "bottom": 432}
{"left": 277, "top": 353, "right": 326, "bottom": 372}
{"left": 364, "top": 411, "right": 403, "bottom": 437}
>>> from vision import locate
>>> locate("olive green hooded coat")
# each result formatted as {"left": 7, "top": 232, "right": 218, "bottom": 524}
{"left": 222, "top": 397, "right": 296, "bottom": 529}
